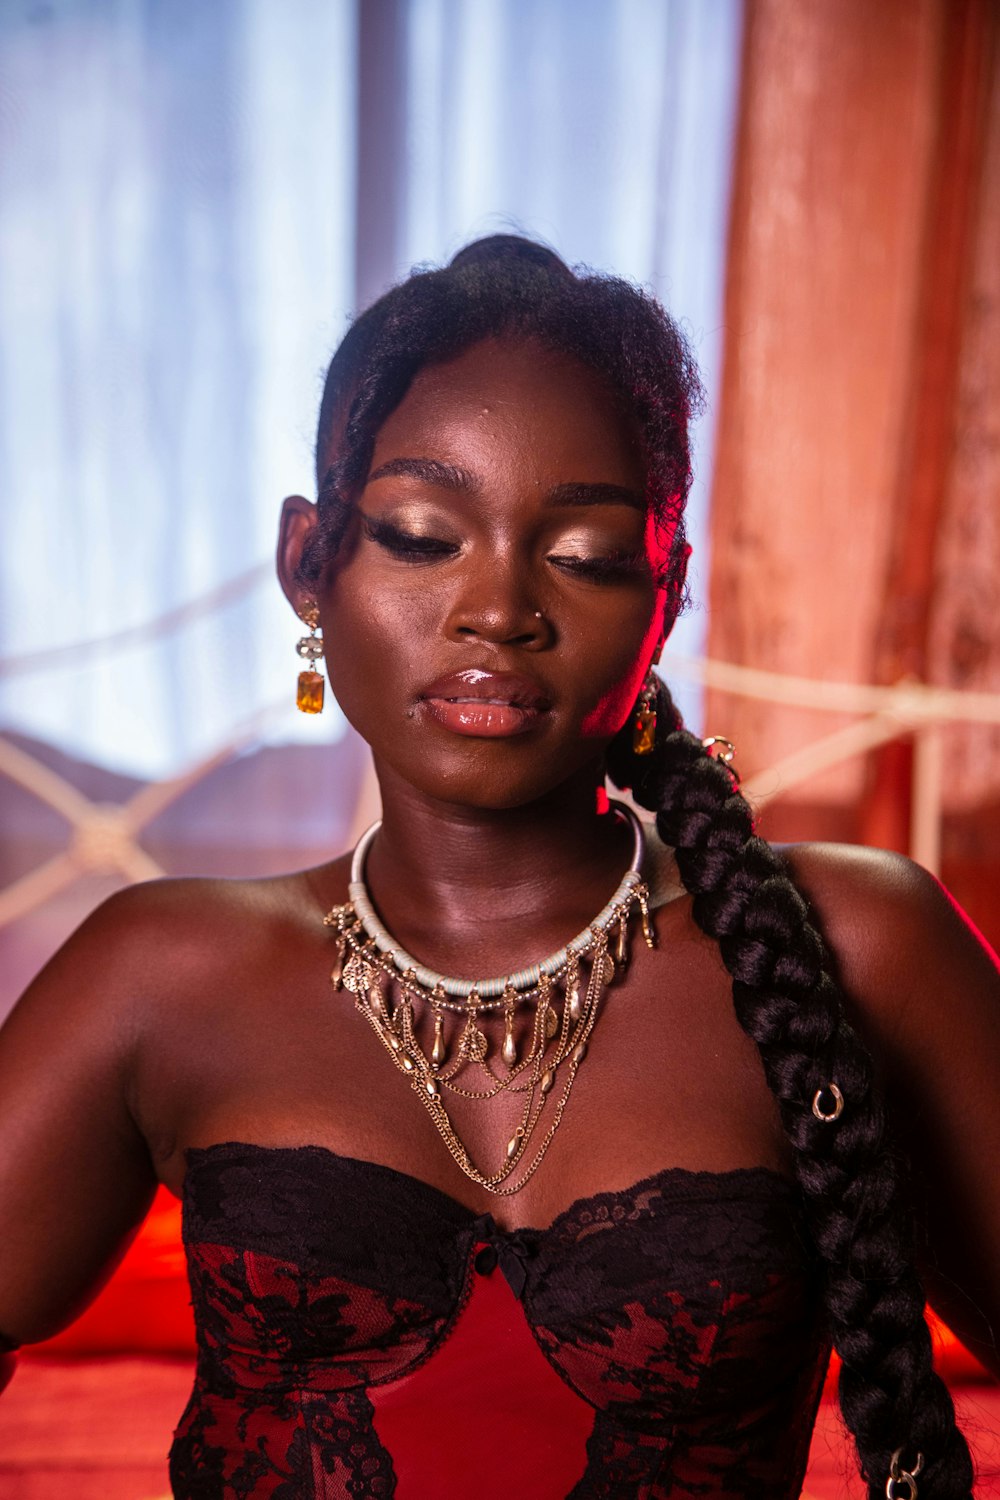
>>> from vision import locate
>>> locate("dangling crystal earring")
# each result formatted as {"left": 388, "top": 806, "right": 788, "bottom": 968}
{"left": 632, "top": 669, "right": 658, "bottom": 755}
{"left": 296, "top": 602, "right": 325, "bottom": 714}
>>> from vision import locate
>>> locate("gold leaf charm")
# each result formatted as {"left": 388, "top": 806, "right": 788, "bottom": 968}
{"left": 540, "top": 1068, "right": 554, "bottom": 1094}
{"left": 545, "top": 1005, "right": 559, "bottom": 1039}
{"left": 342, "top": 954, "right": 366, "bottom": 995}
{"left": 461, "top": 1019, "right": 488, "bottom": 1062}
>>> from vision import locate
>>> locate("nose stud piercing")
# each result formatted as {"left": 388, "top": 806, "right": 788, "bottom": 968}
{"left": 296, "top": 601, "right": 325, "bottom": 714}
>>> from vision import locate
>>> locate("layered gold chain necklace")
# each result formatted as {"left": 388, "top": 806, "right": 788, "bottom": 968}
{"left": 324, "top": 801, "right": 654, "bottom": 1195}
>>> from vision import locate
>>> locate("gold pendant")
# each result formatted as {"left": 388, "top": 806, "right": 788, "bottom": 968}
{"left": 502, "top": 1007, "right": 517, "bottom": 1067}
{"left": 330, "top": 938, "right": 346, "bottom": 990}
{"left": 566, "top": 960, "right": 581, "bottom": 1021}
{"left": 431, "top": 1013, "right": 446, "bottom": 1068}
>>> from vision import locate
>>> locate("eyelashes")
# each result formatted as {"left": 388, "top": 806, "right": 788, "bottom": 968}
{"left": 547, "top": 549, "right": 648, "bottom": 582}
{"left": 361, "top": 514, "right": 458, "bottom": 560}
{"left": 360, "top": 513, "right": 648, "bottom": 583}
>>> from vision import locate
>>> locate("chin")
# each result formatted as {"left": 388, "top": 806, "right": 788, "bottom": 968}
{"left": 405, "top": 748, "right": 605, "bottom": 815}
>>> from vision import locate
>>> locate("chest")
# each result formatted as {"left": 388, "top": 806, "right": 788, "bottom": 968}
{"left": 142, "top": 894, "right": 790, "bottom": 1221}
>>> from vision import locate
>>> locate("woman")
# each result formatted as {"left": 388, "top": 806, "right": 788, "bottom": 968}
{"left": 0, "top": 236, "right": 996, "bottom": 1499}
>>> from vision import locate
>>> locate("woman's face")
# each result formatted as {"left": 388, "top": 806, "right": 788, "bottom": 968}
{"left": 297, "top": 336, "right": 676, "bottom": 811}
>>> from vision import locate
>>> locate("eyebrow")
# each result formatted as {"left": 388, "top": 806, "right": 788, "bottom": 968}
{"left": 362, "top": 458, "right": 644, "bottom": 511}
{"left": 366, "top": 456, "right": 479, "bottom": 491}
{"left": 546, "top": 481, "right": 645, "bottom": 511}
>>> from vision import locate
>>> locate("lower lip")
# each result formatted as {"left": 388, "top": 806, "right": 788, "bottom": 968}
{"left": 421, "top": 697, "right": 545, "bottom": 737}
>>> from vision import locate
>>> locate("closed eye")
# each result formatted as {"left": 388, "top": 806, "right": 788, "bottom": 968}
{"left": 547, "top": 549, "right": 649, "bottom": 583}
{"left": 361, "top": 514, "right": 459, "bottom": 562}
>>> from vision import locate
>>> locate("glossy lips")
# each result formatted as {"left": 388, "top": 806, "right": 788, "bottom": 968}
{"left": 418, "top": 669, "right": 551, "bottom": 738}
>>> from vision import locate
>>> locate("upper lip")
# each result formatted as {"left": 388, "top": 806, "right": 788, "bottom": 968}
{"left": 418, "top": 668, "right": 552, "bottom": 709}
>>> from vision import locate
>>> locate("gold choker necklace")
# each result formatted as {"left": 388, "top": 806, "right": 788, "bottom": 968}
{"left": 324, "top": 801, "right": 654, "bottom": 1195}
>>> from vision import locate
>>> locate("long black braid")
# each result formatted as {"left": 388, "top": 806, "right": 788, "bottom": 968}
{"left": 302, "top": 235, "right": 975, "bottom": 1497}
{"left": 605, "top": 683, "right": 974, "bottom": 1497}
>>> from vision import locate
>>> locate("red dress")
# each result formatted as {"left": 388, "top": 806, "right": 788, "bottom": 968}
{"left": 170, "top": 1142, "right": 829, "bottom": 1498}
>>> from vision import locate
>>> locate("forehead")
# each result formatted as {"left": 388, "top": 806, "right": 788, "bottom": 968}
{"left": 368, "top": 337, "right": 646, "bottom": 489}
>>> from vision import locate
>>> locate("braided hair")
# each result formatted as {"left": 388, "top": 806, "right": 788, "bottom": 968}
{"left": 302, "top": 235, "right": 975, "bottom": 1497}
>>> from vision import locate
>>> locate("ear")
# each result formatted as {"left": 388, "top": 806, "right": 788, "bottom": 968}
{"left": 276, "top": 495, "right": 318, "bottom": 614}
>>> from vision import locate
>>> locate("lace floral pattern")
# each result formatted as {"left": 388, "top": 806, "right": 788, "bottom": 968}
{"left": 169, "top": 1144, "right": 829, "bottom": 1498}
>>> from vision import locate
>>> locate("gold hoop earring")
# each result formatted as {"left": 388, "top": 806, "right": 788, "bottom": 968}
{"left": 296, "top": 602, "right": 325, "bottom": 714}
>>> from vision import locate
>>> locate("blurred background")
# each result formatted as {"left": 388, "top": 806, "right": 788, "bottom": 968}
{"left": 1, "top": 0, "right": 743, "bottom": 1010}
{"left": 0, "top": 1, "right": 998, "bottom": 1493}
{"left": 2, "top": 0, "right": 998, "bottom": 1014}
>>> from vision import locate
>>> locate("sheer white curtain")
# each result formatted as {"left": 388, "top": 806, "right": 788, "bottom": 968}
{"left": 369, "top": 0, "right": 743, "bottom": 722}
{"left": 0, "top": 0, "right": 358, "bottom": 777}
{"left": 0, "top": 0, "right": 741, "bottom": 780}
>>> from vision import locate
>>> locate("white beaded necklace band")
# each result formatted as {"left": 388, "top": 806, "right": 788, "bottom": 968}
{"left": 347, "top": 799, "right": 647, "bottom": 1000}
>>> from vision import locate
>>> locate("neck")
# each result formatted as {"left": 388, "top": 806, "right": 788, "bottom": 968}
{"left": 360, "top": 762, "right": 635, "bottom": 975}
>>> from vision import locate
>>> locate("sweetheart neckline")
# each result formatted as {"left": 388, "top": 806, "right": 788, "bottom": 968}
{"left": 181, "top": 1139, "right": 797, "bottom": 1241}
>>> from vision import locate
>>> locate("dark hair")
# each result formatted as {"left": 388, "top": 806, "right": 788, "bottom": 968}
{"left": 305, "top": 235, "right": 974, "bottom": 1497}
{"left": 298, "top": 234, "right": 701, "bottom": 615}
{"left": 606, "top": 690, "right": 974, "bottom": 1497}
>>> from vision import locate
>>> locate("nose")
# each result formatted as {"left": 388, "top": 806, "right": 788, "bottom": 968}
{"left": 444, "top": 554, "right": 551, "bottom": 649}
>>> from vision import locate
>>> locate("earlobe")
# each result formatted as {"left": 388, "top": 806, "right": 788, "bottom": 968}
{"left": 276, "top": 495, "right": 318, "bottom": 611}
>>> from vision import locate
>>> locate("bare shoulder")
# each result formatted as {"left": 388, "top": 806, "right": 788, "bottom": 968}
{"left": 783, "top": 839, "right": 960, "bottom": 943}
{"left": 7, "top": 858, "right": 352, "bottom": 1032}
{"left": 781, "top": 840, "right": 999, "bottom": 1072}
{"left": 783, "top": 844, "right": 1000, "bottom": 1371}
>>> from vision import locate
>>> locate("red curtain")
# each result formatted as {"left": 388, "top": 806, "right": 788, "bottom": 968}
{"left": 706, "top": 0, "right": 1000, "bottom": 939}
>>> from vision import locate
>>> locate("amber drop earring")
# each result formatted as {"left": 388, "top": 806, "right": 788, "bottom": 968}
{"left": 296, "top": 602, "right": 325, "bottom": 714}
{"left": 632, "top": 670, "right": 658, "bottom": 755}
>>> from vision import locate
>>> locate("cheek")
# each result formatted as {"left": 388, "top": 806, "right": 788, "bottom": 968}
{"left": 322, "top": 589, "right": 413, "bottom": 716}
{"left": 577, "top": 614, "right": 662, "bottom": 739}
{"left": 578, "top": 670, "right": 645, "bottom": 739}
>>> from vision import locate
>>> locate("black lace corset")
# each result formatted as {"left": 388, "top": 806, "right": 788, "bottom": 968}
{"left": 170, "top": 1142, "right": 830, "bottom": 1498}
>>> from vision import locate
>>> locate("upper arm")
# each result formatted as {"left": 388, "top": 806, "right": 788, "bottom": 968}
{"left": 786, "top": 843, "right": 1000, "bottom": 1375}
{"left": 0, "top": 884, "right": 163, "bottom": 1345}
